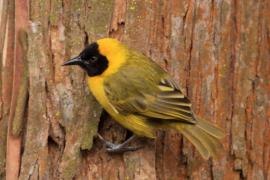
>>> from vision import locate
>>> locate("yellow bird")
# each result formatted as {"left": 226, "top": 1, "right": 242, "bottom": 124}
{"left": 63, "top": 38, "right": 224, "bottom": 159}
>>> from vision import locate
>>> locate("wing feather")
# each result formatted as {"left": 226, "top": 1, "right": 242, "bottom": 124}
{"left": 105, "top": 74, "right": 196, "bottom": 124}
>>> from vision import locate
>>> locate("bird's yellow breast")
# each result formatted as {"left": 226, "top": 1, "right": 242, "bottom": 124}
{"left": 87, "top": 77, "right": 107, "bottom": 108}
{"left": 87, "top": 77, "right": 116, "bottom": 115}
{"left": 87, "top": 77, "right": 156, "bottom": 138}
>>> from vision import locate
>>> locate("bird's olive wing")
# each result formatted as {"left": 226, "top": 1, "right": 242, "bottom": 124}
{"left": 104, "top": 75, "right": 196, "bottom": 124}
{"left": 140, "top": 77, "right": 196, "bottom": 124}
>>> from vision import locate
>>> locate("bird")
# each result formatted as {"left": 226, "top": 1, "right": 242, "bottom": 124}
{"left": 63, "top": 38, "right": 225, "bottom": 159}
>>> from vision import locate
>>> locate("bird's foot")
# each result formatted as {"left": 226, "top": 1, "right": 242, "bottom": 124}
{"left": 97, "top": 133, "right": 143, "bottom": 153}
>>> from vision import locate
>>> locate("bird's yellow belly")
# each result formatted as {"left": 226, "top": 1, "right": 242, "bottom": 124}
{"left": 87, "top": 77, "right": 156, "bottom": 138}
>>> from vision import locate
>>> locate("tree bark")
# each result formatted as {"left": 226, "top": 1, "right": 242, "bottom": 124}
{"left": 0, "top": 0, "right": 269, "bottom": 179}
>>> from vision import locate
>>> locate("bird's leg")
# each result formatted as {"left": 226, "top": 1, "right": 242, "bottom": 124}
{"left": 97, "top": 133, "right": 143, "bottom": 153}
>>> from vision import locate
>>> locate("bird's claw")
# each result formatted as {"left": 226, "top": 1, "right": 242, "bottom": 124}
{"left": 106, "top": 145, "right": 143, "bottom": 153}
{"left": 96, "top": 133, "right": 143, "bottom": 153}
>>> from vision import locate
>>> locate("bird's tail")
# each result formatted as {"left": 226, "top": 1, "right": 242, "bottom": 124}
{"left": 172, "top": 118, "right": 225, "bottom": 159}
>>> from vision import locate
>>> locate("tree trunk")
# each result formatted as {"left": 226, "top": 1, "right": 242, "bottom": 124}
{"left": 0, "top": 0, "right": 269, "bottom": 179}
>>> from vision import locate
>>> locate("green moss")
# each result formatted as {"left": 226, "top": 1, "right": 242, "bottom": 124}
{"left": 84, "top": 0, "right": 114, "bottom": 34}
{"left": 11, "top": 30, "right": 29, "bottom": 136}
{"left": 0, "top": 119, "right": 7, "bottom": 179}
{"left": 129, "top": 0, "right": 137, "bottom": 11}
{"left": 220, "top": 1, "right": 230, "bottom": 24}
{"left": 49, "top": 0, "right": 63, "bottom": 26}
{"left": 61, "top": 151, "right": 81, "bottom": 179}
{"left": 79, "top": 90, "right": 102, "bottom": 149}
{"left": 124, "top": 156, "right": 139, "bottom": 180}
{"left": 80, "top": 122, "right": 96, "bottom": 149}
{"left": 11, "top": 78, "right": 28, "bottom": 135}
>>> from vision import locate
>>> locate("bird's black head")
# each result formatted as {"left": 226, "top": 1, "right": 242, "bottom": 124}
{"left": 63, "top": 42, "right": 108, "bottom": 77}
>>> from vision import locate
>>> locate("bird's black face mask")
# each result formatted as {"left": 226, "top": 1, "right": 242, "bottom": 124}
{"left": 63, "top": 43, "right": 108, "bottom": 77}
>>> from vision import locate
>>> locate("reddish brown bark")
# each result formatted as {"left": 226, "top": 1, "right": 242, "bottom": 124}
{"left": 5, "top": 1, "right": 28, "bottom": 180}
{"left": 0, "top": 0, "right": 269, "bottom": 179}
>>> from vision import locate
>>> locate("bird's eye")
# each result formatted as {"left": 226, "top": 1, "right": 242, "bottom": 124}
{"left": 90, "top": 56, "right": 98, "bottom": 62}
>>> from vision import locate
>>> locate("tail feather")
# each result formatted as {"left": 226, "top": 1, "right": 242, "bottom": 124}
{"left": 187, "top": 126, "right": 223, "bottom": 158}
{"left": 196, "top": 118, "right": 225, "bottom": 139}
{"left": 180, "top": 127, "right": 210, "bottom": 159}
{"left": 173, "top": 118, "right": 225, "bottom": 159}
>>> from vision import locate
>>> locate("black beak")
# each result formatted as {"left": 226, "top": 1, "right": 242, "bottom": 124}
{"left": 62, "top": 56, "right": 82, "bottom": 66}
